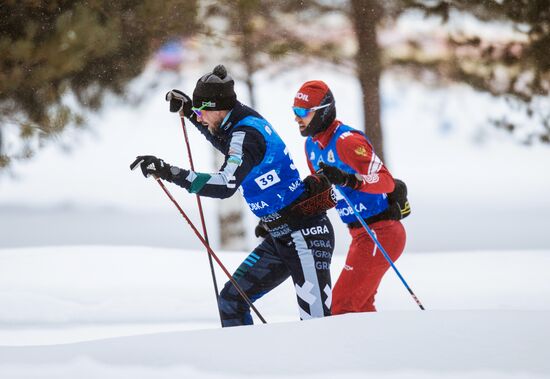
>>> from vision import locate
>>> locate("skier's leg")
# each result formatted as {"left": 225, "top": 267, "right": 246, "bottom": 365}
{"left": 332, "top": 220, "right": 406, "bottom": 314}
{"left": 332, "top": 233, "right": 369, "bottom": 314}
{"left": 361, "top": 220, "right": 406, "bottom": 311}
{"left": 278, "top": 214, "right": 335, "bottom": 320}
{"left": 218, "top": 236, "right": 290, "bottom": 327}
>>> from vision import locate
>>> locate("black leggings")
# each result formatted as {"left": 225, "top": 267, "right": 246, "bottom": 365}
{"left": 218, "top": 214, "right": 335, "bottom": 327}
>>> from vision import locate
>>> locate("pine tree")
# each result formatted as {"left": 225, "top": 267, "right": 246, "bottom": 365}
{"left": 389, "top": 0, "right": 550, "bottom": 143}
{"left": 0, "top": 0, "right": 198, "bottom": 168}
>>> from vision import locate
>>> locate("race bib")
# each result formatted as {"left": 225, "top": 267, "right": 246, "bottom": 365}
{"left": 254, "top": 170, "right": 281, "bottom": 190}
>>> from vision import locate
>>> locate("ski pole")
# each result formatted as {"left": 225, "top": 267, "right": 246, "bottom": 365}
{"left": 155, "top": 177, "right": 267, "bottom": 324}
{"left": 178, "top": 114, "right": 223, "bottom": 326}
{"left": 338, "top": 190, "right": 425, "bottom": 310}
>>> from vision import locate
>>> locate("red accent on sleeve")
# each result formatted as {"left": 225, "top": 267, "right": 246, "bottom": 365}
{"left": 335, "top": 132, "right": 395, "bottom": 194}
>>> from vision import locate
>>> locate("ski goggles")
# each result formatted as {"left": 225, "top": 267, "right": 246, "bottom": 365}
{"left": 292, "top": 103, "right": 331, "bottom": 118}
{"left": 191, "top": 103, "right": 208, "bottom": 117}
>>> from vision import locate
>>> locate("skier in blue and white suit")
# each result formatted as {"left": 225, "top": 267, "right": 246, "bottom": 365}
{"left": 131, "top": 65, "right": 335, "bottom": 327}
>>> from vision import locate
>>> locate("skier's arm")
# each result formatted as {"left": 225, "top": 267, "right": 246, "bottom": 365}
{"left": 170, "top": 127, "right": 265, "bottom": 198}
{"left": 335, "top": 133, "right": 395, "bottom": 194}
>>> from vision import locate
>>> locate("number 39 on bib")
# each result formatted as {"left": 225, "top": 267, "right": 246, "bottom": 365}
{"left": 254, "top": 169, "right": 281, "bottom": 190}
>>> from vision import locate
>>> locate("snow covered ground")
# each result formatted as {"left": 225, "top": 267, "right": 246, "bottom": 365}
{"left": 1, "top": 246, "right": 549, "bottom": 378}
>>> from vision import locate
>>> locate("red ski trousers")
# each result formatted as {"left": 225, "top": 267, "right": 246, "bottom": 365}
{"left": 332, "top": 220, "right": 406, "bottom": 314}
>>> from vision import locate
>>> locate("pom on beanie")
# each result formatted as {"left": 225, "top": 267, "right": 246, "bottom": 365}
{"left": 193, "top": 64, "right": 237, "bottom": 110}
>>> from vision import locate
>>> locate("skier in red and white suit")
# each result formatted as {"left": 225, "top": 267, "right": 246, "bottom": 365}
{"left": 293, "top": 80, "right": 407, "bottom": 313}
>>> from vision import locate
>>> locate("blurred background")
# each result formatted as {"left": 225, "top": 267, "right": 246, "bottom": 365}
{"left": 1, "top": 0, "right": 549, "bottom": 254}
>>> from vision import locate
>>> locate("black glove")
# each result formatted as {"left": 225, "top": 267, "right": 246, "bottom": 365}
{"left": 165, "top": 89, "right": 192, "bottom": 118}
{"left": 318, "top": 162, "right": 361, "bottom": 189}
{"left": 303, "top": 173, "right": 332, "bottom": 195}
{"left": 130, "top": 155, "right": 174, "bottom": 181}
{"left": 387, "top": 179, "right": 411, "bottom": 219}
{"left": 254, "top": 222, "right": 269, "bottom": 238}
{"left": 292, "top": 173, "right": 336, "bottom": 216}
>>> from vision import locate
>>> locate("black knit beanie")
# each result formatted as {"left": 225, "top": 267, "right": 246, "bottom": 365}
{"left": 192, "top": 65, "right": 237, "bottom": 111}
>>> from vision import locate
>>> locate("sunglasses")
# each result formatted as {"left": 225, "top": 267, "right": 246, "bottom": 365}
{"left": 293, "top": 103, "right": 331, "bottom": 118}
{"left": 191, "top": 103, "right": 208, "bottom": 117}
